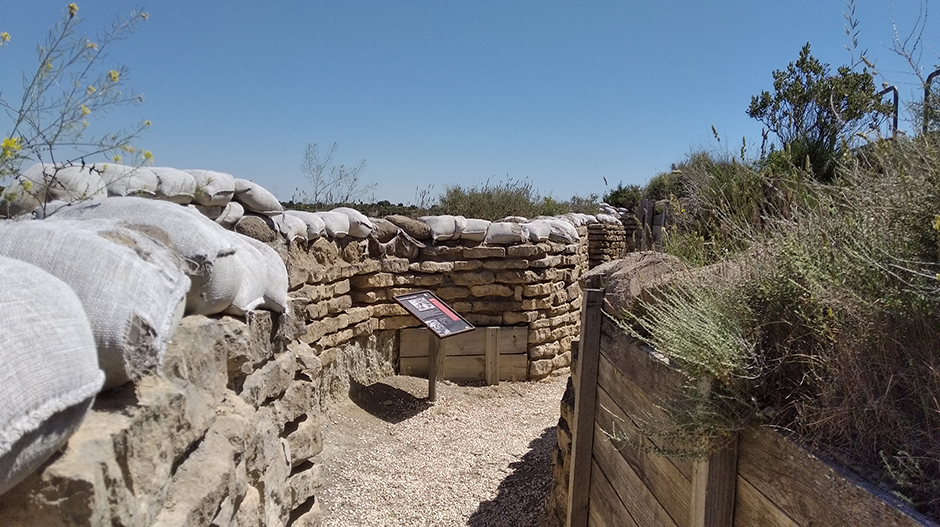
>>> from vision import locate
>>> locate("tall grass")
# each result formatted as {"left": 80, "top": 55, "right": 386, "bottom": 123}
{"left": 626, "top": 137, "right": 940, "bottom": 519}
{"left": 436, "top": 177, "right": 570, "bottom": 220}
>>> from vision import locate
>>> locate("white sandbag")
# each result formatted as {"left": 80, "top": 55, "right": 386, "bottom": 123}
{"left": 184, "top": 169, "right": 236, "bottom": 207}
{"left": 332, "top": 207, "right": 374, "bottom": 238}
{"left": 50, "top": 197, "right": 243, "bottom": 316}
{"left": 524, "top": 220, "right": 552, "bottom": 242}
{"left": 0, "top": 219, "right": 190, "bottom": 389}
{"left": 459, "top": 218, "right": 490, "bottom": 242}
{"left": 216, "top": 201, "right": 245, "bottom": 229}
{"left": 221, "top": 234, "right": 267, "bottom": 316}
{"left": 548, "top": 218, "right": 580, "bottom": 243}
{"left": 484, "top": 222, "right": 527, "bottom": 245}
{"left": 314, "top": 211, "right": 349, "bottom": 239}
{"left": 150, "top": 167, "right": 197, "bottom": 204}
{"left": 453, "top": 215, "right": 468, "bottom": 237}
{"left": 596, "top": 213, "right": 621, "bottom": 225}
{"left": 233, "top": 178, "right": 283, "bottom": 215}
{"left": 234, "top": 233, "right": 288, "bottom": 313}
{"left": 273, "top": 213, "right": 308, "bottom": 241}
{"left": 578, "top": 213, "right": 598, "bottom": 225}
{"left": 496, "top": 216, "right": 528, "bottom": 224}
{"left": 283, "top": 210, "right": 326, "bottom": 239}
{"left": 1, "top": 163, "right": 108, "bottom": 217}
{"left": 418, "top": 215, "right": 457, "bottom": 242}
{"left": 194, "top": 204, "right": 224, "bottom": 220}
{"left": 96, "top": 163, "right": 159, "bottom": 197}
{"left": 0, "top": 256, "right": 103, "bottom": 496}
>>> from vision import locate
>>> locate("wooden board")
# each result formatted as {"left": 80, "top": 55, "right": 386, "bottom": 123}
{"left": 736, "top": 427, "right": 936, "bottom": 527}
{"left": 591, "top": 421, "right": 680, "bottom": 527}
{"left": 595, "top": 386, "right": 692, "bottom": 526}
{"left": 733, "top": 476, "right": 799, "bottom": 527}
{"left": 400, "top": 327, "right": 527, "bottom": 357}
{"left": 596, "top": 351, "right": 694, "bottom": 481}
{"left": 399, "top": 354, "right": 527, "bottom": 382}
{"left": 588, "top": 460, "right": 640, "bottom": 527}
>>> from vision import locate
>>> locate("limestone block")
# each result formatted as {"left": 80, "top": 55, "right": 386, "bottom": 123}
{"left": 506, "top": 245, "right": 545, "bottom": 259}
{"left": 232, "top": 485, "right": 262, "bottom": 527}
{"left": 527, "top": 328, "right": 554, "bottom": 345}
{"left": 503, "top": 311, "right": 538, "bottom": 324}
{"left": 163, "top": 315, "right": 232, "bottom": 403}
{"left": 411, "top": 261, "right": 454, "bottom": 273}
{"left": 451, "top": 301, "right": 472, "bottom": 313}
{"left": 420, "top": 245, "right": 465, "bottom": 259}
{"left": 378, "top": 316, "right": 419, "bottom": 330}
{"left": 552, "top": 325, "right": 578, "bottom": 341}
{"left": 435, "top": 286, "right": 470, "bottom": 300}
{"left": 521, "top": 297, "right": 553, "bottom": 310}
{"left": 563, "top": 243, "right": 580, "bottom": 255}
{"left": 272, "top": 380, "right": 319, "bottom": 426}
{"left": 530, "top": 341, "right": 560, "bottom": 360}
{"left": 451, "top": 271, "right": 495, "bottom": 286}
{"left": 301, "top": 313, "right": 349, "bottom": 344}
{"left": 529, "top": 255, "right": 563, "bottom": 269}
{"left": 352, "top": 319, "right": 378, "bottom": 337}
{"left": 415, "top": 274, "right": 444, "bottom": 286}
{"left": 305, "top": 301, "right": 328, "bottom": 322}
{"left": 317, "top": 328, "right": 354, "bottom": 349}
{"left": 554, "top": 289, "right": 569, "bottom": 304}
{"left": 333, "top": 279, "right": 351, "bottom": 295}
{"left": 529, "top": 358, "right": 555, "bottom": 379}
{"left": 351, "top": 290, "right": 387, "bottom": 304}
{"left": 350, "top": 273, "right": 394, "bottom": 289}
{"left": 295, "top": 284, "right": 326, "bottom": 303}
{"left": 289, "top": 496, "right": 322, "bottom": 527}
{"left": 380, "top": 257, "right": 410, "bottom": 273}
{"left": 285, "top": 418, "right": 323, "bottom": 466}
{"left": 289, "top": 341, "right": 323, "bottom": 380}
{"left": 514, "top": 285, "right": 524, "bottom": 301}
{"left": 493, "top": 270, "right": 539, "bottom": 284}
{"left": 482, "top": 259, "right": 529, "bottom": 270}
{"left": 370, "top": 303, "right": 407, "bottom": 317}
{"left": 453, "top": 260, "right": 483, "bottom": 271}
{"left": 287, "top": 463, "right": 324, "bottom": 510}
{"left": 463, "top": 246, "right": 505, "bottom": 259}
{"left": 393, "top": 274, "right": 416, "bottom": 285}
{"left": 288, "top": 265, "right": 309, "bottom": 291}
{"left": 530, "top": 317, "right": 553, "bottom": 330}
{"left": 239, "top": 350, "right": 297, "bottom": 407}
{"left": 389, "top": 287, "right": 424, "bottom": 297}
{"left": 324, "top": 264, "right": 357, "bottom": 283}
{"left": 346, "top": 307, "right": 371, "bottom": 325}
{"left": 308, "top": 237, "right": 339, "bottom": 265}
{"left": 471, "top": 300, "right": 523, "bottom": 314}
{"left": 352, "top": 260, "right": 381, "bottom": 275}
{"left": 553, "top": 351, "right": 572, "bottom": 369}
{"left": 522, "top": 283, "right": 554, "bottom": 297}
{"left": 243, "top": 411, "right": 291, "bottom": 527}
{"left": 469, "top": 284, "right": 514, "bottom": 298}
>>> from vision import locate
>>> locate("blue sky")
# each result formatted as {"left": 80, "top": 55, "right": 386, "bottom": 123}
{"left": 1, "top": 1, "right": 936, "bottom": 205}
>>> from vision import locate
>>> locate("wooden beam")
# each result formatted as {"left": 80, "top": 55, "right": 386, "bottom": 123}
{"left": 690, "top": 434, "right": 738, "bottom": 527}
{"left": 400, "top": 354, "right": 527, "bottom": 382}
{"left": 567, "top": 288, "right": 604, "bottom": 527}
{"left": 484, "top": 327, "right": 499, "bottom": 386}
{"left": 427, "top": 334, "right": 446, "bottom": 402}
{"left": 400, "top": 326, "right": 527, "bottom": 357}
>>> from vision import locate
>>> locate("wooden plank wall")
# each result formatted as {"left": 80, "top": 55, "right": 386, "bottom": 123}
{"left": 398, "top": 327, "right": 528, "bottom": 382}
{"left": 568, "top": 302, "right": 937, "bottom": 527}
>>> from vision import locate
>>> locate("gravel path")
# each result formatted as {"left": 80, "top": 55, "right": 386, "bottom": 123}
{"left": 318, "top": 372, "right": 568, "bottom": 526}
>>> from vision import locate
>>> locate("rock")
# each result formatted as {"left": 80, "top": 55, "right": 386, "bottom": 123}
{"left": 580, "top": 251, "right": 687, "bottom": 316}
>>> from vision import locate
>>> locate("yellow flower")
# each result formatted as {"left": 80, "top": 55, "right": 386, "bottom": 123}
{"left": 21, "top": 181, "right": 32, "bottom": 191}
{"left": 121, "top": 144, "right": 136, "bottom": 154}
{"left": 144, "top": 120, "right": 151, "bottom": 127}
{"left": 80, "top": 104, "right": 91, "bottom": 115}
{"left": 1, "top": 137, "right": 22, "bottom": 158}
{"left": 0, "top": 32, "right": 10, "bottom": 43}
{"left": 85, "top": 41, "right": 97, "bottom": 50}
{"left": 108, "top": 70, "right": 119, "bottom": 82}
{"left": 141, "top": 12, "right": 149, "bottom": 20}
{"left": 143, "top": 150, "right": 153, "bottom": 162}
{"left": 86, "top": 85, "right": 96, "bottom": 95}
{"left": 933, "top": 215, "right": 940, "bottom": 232}
{"left": 68, "top": 3, "right": 78, "bottom": 17}
{"left": 112, "top": 154, "right": 121, "bottom": 163}
{"left": 45, "top": 61, "right": 53, "bottom": 71}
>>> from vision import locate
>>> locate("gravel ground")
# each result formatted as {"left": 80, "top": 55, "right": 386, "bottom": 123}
{"left": 318, "top": 371, "right": 568, "bottom": 527}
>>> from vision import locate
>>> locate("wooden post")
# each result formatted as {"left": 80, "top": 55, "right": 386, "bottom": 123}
{"left": 484, "top": 327, "right": 499, "bottom": 386}
{"left": 690, "top": 376, "right": 738, "bottom": 527}
{"left": 427, "top": 334, "right": 447, "bottom": 402}
{"left": 567, "top": 289, "right": 604, "bottom": 527}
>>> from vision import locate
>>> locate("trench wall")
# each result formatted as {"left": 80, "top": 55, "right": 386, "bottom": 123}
{"left": 0, "top": 219, "right": 631, "bottom": 526}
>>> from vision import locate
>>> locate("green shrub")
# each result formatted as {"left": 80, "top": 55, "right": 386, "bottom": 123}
{"left": 436, "top": 176, "right": 569, "bottom": 220}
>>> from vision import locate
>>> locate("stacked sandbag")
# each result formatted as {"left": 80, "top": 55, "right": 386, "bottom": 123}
{"left": 418, "top": 215, "right": 458, "bottom": 242}
{"left": 273, "top": 213, "right": 308, "bottom": 241}
{"left": 51, "top": 197, "right": 244, "bottom": 317}
{"left": 235, "top": 233, "right": 289, "bottom": 313}
{"left": 0, "top": 256, "right": 104, "bottom": 496}
{"left": 150, "top": 166, "right": 197, "bottom": 204}
{"left": 0, "top": 219, "right": 191, "bottom": 389}
{"left": 333, "top": 207, "right": 374, "bottom": 238}
{"left": 184, "top": 169, "right": 235, "bottom": 207}
{"left": 315, "top": 210, "right": 349, "bottom": 239}
{"left": 524, "top": 219, "right": 553, "bottom": 243}
{"left": 459, "top": 218, "right": 490, "bottom": 242}
{"left": 0, "top": 163, "right": 107, "bottom": 217}
{"left": 548, "top": 218, "right": 580, "bottom": 243}
{"left": 233, "top": 179, "right": 283, "bottom": 215}
{"left": 283, "top": 210, "right": 327, "bottom": 239}
{"left": 97, "top": 164, "right": 159, "bottom": 197}
{"left": 384, "top": 214, "right": 430, "bottom": 241}
{"left": 215, "top": 201, "right": 245, "bottom": 229}
{"left": 369, "top": 217, "right": 399, "bottom": 243}
{"left": 484, "top": 221, "right": 528, "bottom": 245}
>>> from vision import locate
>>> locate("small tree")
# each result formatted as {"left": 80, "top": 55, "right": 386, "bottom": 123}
{"left": 1, "top": 3, "right": 151, "bottom": 205}
{"left": 296, "top": 142, "right": 374, "bottom": 207}
{"left": 603, "top": 182, "right": 642, "bottom": 212}
{"left": 747, "top": 43, "right": 889, "bottom": 182}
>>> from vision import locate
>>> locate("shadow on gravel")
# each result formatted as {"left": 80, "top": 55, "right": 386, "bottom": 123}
{"left": 349, "top": 378, "right": 432, "bottom": 424}
{"left": 468, "top": 426, "right": 557, "bottom": 527}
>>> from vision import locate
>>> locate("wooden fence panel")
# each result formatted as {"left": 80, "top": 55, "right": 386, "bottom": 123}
{"left": 588, "top": 460, "right": 638, "bottom": 527}
{"left": 400, "top": 327, "right": 526, "bottom": 357}
{"left": 399, "top": 354, "right": 527, "bottom": 382}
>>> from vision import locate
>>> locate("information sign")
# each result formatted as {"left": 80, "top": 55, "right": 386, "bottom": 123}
{"left": 394, "top": 290, "right": 474, "bottom": 339}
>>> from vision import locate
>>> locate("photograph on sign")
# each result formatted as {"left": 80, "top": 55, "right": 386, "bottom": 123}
{"left": 394, "top": 290, "right": 474, "bottom": 338}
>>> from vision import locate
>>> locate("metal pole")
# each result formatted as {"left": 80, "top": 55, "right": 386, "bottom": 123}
{"left": 924, "top": 68, "right": 940, "bottom": 136}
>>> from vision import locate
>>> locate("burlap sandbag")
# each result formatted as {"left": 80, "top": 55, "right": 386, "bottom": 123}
{"left": 150, "top": 166, "right": 197, "bottom": 204}
{"left": 184, "top": 169, "right": 236, "bottom": 207}
{"left": 0, "top": 163, "right": 107, "bottom": 217}
{"left": 283, "top": 210, "right": 327, "bottom": 239}
{"left": 96, "top": 163, "right": 159, "bottom": 197}
{"left": 0, "top": 219, "right": 190, "bottom": 389}
{"left": 0, "top": 256, "right": 103, "bottom": 496}
{"left": 233, "top": 178, "right": 283, "bottom": 215}
{"left": 484, "top": 222, "right": 528, "bottom": 245}
{"left": 418, "top": 215, "right": 457, "bottom": 242}
{"left": 333, "top": 207, "right": 373, "bottom": 238}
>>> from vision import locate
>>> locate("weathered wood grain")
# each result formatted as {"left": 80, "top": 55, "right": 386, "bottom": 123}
{"left": 399, "top": 354, "right": 527, "bottom": 382}
{"left": 588, "top": 460, "right": 639, "bottom": 527}
{"left": 400, "top": 326, "right": 526, "bottom": 357}
{"left": 733, "top": 476, "right": 799, "bottom": 527}
{"left": 484, "top": 327, "right": 499, "bottom": 386}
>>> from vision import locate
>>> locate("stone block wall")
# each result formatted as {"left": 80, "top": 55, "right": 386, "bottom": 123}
{"left": 587, "top": 221, "right": 627, "bottom": 268}
{"left": 0, "top": 221, "right": 594, "bottom": 526}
